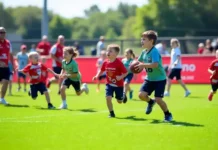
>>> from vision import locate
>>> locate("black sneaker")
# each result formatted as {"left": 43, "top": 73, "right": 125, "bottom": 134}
{"left": 28, "top": 91, "right": 31, "bottom": 96}
{"left": 145, "top": 100, "right": 156, "bottom": 114}
{"left": 123, "top": 95, "right": 128, "bottom": 104}
{"left": 164, "top": 113, "right": 173, "bottom": 122}
{"left": 58, "top": 91, "right": 61, "bottom": 95}
{"left": 48, "top": 103, "right": 55, "bottom": 109}
{"left": 108, "top": 113, "right": 115, "bottom": 118}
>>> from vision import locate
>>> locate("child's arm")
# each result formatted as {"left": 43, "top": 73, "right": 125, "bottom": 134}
{"left": 18, "top": 70, "right": 28, "bottom": 76}
{"left": 92, "top": 70, "right": 104, "bottom": 81}
{"left": 208, "top": 69, "right": 215, "bottom": 75}
{"left": 47, "top": 68, "right": 59, "bottom": 78}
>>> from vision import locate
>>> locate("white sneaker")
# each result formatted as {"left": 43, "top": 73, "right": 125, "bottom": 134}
{"left": 185, "top": 91, "right": 191, "bottom": 97}
{"left": 0, "top": 98, "right": 9, "bottom": 105}
{"left": 59, "top": 103, "right": 67, "bottom": 109}
{"left": 164, "top": 92, "right": 170, "bottom": 97}
{"left": 82, "top": 83, "right": 89, "bottom": 94}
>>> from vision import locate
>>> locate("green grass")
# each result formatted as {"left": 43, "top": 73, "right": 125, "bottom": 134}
{"left": 0, "top": 84, "right": 218, "bottom": 150}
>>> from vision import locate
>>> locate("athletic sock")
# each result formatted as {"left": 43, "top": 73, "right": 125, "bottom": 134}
{"left": 164, "top": 110, "right": 170, "bottom": 116}
{"left": 148, "top": 98, "right": 154, "bottom": 104}
{"left": 110, "top": 110, "right": 115, "bottom": 115}
{"left": 62, "top": 100, "right": 67, "bottom": 105}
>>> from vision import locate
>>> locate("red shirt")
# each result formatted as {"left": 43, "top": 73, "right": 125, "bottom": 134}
{"left": 50, "top": 43, "right": 64, "bottom": 67}
{"left": 22, "top": 63, "right": 48, "bottom": 84}
{"left": 37, "top": 41, "right": 51, "bottom": 56}
{"left": 101, "top": 58, "right": 127, "bottom": 87}
{"left": 0, "top": 39, "right": 12, "bottom": 66}
{"left": 197, "top": 48, "right": 204, "bottom": 54}
{"left": 209, "top": 59, "right": 218, "bottom": 84}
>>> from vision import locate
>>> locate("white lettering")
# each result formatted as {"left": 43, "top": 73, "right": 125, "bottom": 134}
{"left": 182, "top": 64, "right": 196, "bottom": 72}
{"left": 0, "top": 53, "right": 7, "bottom": 59}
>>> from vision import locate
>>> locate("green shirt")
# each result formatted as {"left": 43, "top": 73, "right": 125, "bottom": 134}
{"left": 122, "top": 58, "right": 134, "bottom": 74}
{"left": 138, "top": 47, "right": 166, "bottom": 81}
{"left": 62, "top": 59, "right": 81, "bottom": 81}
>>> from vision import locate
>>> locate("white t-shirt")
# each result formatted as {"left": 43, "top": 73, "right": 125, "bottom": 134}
{"left": 50, "top": 45, "right": 59, "bottom": 67}
{"left": 96, "top": 41, "right": 105, "bottom": 56}
{"left": 170, "top": 47, "right": 182, "bottom": 69}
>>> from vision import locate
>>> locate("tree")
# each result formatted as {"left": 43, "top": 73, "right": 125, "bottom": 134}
{"left": 122, "top": 17, "right": 136, "bottom": 39}
{"left": 71, "top": 18, "right": 89, "bottom": 39}
{"left": 84, "top": 5, "right": 101, "bottom": 17}
{"left": 106, "top": 28, "right": 118, "bottom": 39}
{"left": 117, "top": 2, "right": 137, "bottom": 18}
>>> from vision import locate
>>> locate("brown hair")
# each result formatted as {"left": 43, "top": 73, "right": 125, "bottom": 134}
{"left": 107, "top": 44, "right": 120, "bottom": 54}
{"left": 170, "top": 38, "right": 180, "bottom": 47}
{"left": 63, "top": 46, "right": 79, "bottom": 58}
{"left": 141, "top": 30, "right": 158, "bottom": 45}
{"left": 125, "top": 48, "right": 135, "bottom": 59}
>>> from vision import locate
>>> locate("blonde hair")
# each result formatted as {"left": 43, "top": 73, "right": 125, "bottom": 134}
{"left": 28, "top": 51, "right": 39, "bottom": 59}
{"left": 125, "top": 48, "right": 135, "bottom": 59}
{"left": 171, "top": 38, "right": 180, "bottom": 47}
{"left": 63, "top": 46, "right": 79, "bottom": 58}
{"left": 107, "top": 44, "right": 120, "bottom": 53}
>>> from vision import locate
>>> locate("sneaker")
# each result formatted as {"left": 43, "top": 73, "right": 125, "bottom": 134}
{"left": 146, "top": 100, "right": 155, "bottom": 114}
{"left": 48, "top": 103, "right": 55, "bottom": 109}
{"left": 108, "top": 113, "right": 115, "bottom": 118}
{"left": 58, "top": 90, "right": 61, "bottom": 95}
{"left": 208, "top": 92, "right": 213, "bottom": 101}
{"left": 0, "top": 98, "right": 9, "bottom": 105}
{"left": 59, "top": 103, "right": 67, "bottom": 109}
{"left": 129, "top": 90, "right": 133, "bottom": 99}
{"left": 28, "top": 91, "right": 31, "bottom": 96}
{"left": 185, "top": 91, "right": 191, "bottom": 97}
{"left": 17, "top": 87, "right": 21, "bottom": 92}
{"left": 164, "top": 91, "right": 170, "bottom": 97}
{"left": 82, "top": 83, "right": 89, "bottom": 94}
{"left": 164, "top": 113, "right": 173, "bottom": 122}
{"left": 24, "top": 89, "right": 27, "bottom": 92}
{"left": 123, "top": 94, "right": 128, "bottom": 104}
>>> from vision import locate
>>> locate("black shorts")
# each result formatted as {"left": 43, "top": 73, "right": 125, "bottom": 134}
{"left": 0, "top": 67, "right": 10, "bottom": 81}
{"left": 18, "top": 72, "right": 26, "bottom": 79}
{"left": 168, "top": 68, "right": 182, "bottom": 80}
{"left": 211, "top": 83, "right": 218, "bottom": 92}
{"left": 53, "top": 67, "right": 62, "bottom": 74}
{"left": 62, "top": 78, "right": 81, "bottom": 92}
{"left": 30, "top": 82, "right": 47, "bottom": 99}
{"left": 98, "top": 74, "right": 106, "bottom": 80}
{"left": 106, "top": 84, "right": 124, "bottom": 100}
{"left": 140, "top": 80, "right": 166, "bottom": 98}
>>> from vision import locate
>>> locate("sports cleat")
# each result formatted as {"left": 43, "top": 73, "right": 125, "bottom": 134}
{"left": 164, "top": 113, "right": 173, "bottom": 122}
{"left": 24, "top": 89, "right": 27, "bottom": 92}
{"left": 82, "top": 83, "right": 89, "bottom": 94}
{"left": 48, "top": 103, "right": 55, "bottom": 109}
{"left": 28, "top": 91, "right": 31, "bottom": 96}
{"left": 0, "top": 99, "right": 9, "bottom": 105}
{"left": 59, "top": 103, "right": 67, "bottom": 109}
{"left": 129, "top": 90, "right": 133, "bottom": 99}
{"left": 208, "top": 92, "right": 213, "bottom": 101}
{"left": 123, "top": 95, "right": 128, "bottom": 103}
{"left": 185, "top": 91, "right": 191, "bottom": 97}
{"left": 108, "top": 113, "right": 115, "bottom": 118}
{"left": 146, "top": 100, "right": 156, "bottom": 114}
{"left": 164, "top": 92, "right": 170, "bottom": 97}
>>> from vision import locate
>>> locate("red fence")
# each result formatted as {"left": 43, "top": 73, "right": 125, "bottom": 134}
{"left": 13, "top": 55, "right": 214, "bottom": 84}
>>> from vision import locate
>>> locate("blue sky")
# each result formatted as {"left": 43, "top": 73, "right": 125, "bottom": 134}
{"left": 3, "top": 0, "right": 147, "bottom": 18}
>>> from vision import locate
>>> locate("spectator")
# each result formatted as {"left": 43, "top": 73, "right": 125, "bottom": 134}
{"left": 96, "top": 36, "right": 105, "bottom": 56}
{"left": 155, "top": 41, "right": 169, "bottom": 55}
{"left": 74, "top": 42, "right": 84, "bottom": 55}
{"left": 91, "top": 47, "right": 97, "bottom": 56}
{"left": 30, "top": 44, "right": 36, "bottom": 52}
{"left": 36, "top": 35, "right": 51, "bottom": 56}
{"left": 205, "top": 39, "right": 214, "bottom": 53}
{"left": 215, "top": 38, "right": 218, "bottom": 51}
{"left": 197, "top": 43, "right": 205, "bottom": 54}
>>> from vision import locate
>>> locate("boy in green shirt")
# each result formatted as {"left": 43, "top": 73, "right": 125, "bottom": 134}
{"left": 136, "top": 30, "right": 172, "bottom": 122}
{"left": 59, "top": 47, "right": 89, "bottom": 109}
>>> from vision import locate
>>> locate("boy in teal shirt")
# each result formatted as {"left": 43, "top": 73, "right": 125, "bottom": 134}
{"left": 59, "top": 47, "right": 89, "bottom": 109}
{"left": 136, "top": 30, "right": 172, "bottom": 122}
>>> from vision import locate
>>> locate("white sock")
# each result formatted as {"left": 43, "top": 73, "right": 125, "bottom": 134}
{"left": 62, "top": 100, "right": 67, "bottom": 105}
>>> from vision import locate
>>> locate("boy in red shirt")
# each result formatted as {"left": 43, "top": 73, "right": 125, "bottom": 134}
{"left": 208, "top": 50, "right": 218, "bottom": 101}
{"left": 19, "top": 52, "right": 58, "bottom": 109}
{"left": 93, "top": 44, "right": 128, "bottom": 118}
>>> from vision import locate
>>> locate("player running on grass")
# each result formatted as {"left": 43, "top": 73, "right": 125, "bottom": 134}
{"left": 135, "top": 30, "right": 173, "bottom": 122}
{"left": 164, "top": 38, "right": 191, "bottom": 97}
{"left": 59, "top": 47, "right": 89, "bottom": 109}
{"left": 122, "top": 48, "right": 135, "bottom": 101}
{"left": 18, "top": 52, "right": 57, "bottom": 109}
{"left": 93, "top": 44, "right": 128, "bottom": 118}
{"left": 8, "top": 61, "right": 13, "bottom": 96}
{"left": 16, "top": 44, "right": 29, "bottom": 92}
{"left": 96, "top": 50, "right": 107, "bottom": 92}
{"left": 208, "top": 50, "right": 218, "bottom": 101}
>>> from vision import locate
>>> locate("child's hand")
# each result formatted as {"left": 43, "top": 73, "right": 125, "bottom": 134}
{"left": 135, "top": 63, "right": 145, "bottom": 71}
{"left": 54, "top": 73, "right": 59, "bottom": 78}
{"left": 116, "top": 75, "right": 123, "bottom": 81}
{"left": 92, "top": 76, "right": 97, "bottom": 81}
{"left": 174, "top": 62, "right": 178, "bottom": 66}
{"left": 213, "top": 70, "right": 216, "bottom": 75}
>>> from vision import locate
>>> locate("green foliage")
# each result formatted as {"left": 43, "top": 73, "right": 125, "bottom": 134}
{"left": 84, "top": 5, "right": 101, "bottom": 17}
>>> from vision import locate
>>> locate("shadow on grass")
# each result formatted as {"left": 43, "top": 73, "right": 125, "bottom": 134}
{"left": 131, "top": 99, "right": 141, "bottom": 101}
{"left": 34, "top": 106, "right": 60, "bottom": 111}
{"left": 7, "top": 94, "right": 25, "bottom": 97}
{"left": 187, "top": 96, "right": 204, "bottom": 99}
{"left": 150, "top": 119, "right": 204, "bottom": 127}
{"left": 77, "top": 108, "right": 97, "bottom": 113}
{"left": 116, "top": 115, "right": 147, "bottom": 121}
{"left": 5, "top": 104, "right": 29, "bottom": 108}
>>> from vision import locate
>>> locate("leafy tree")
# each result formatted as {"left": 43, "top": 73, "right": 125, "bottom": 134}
{"left": 84, "top": 5, "right": 101, "bottom": 17}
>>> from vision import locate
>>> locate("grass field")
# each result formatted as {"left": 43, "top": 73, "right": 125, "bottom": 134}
{"left": 0, "top": 84, "right": 218, "bottom": 150}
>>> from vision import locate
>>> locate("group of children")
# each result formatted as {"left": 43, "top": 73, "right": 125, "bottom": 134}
{"left": 4, "top": 29, "right": 218, "bottom": 122}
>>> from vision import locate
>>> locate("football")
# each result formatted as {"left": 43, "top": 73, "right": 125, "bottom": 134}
{"left": 129, "top": 61, "right": 143, "bottom": 74}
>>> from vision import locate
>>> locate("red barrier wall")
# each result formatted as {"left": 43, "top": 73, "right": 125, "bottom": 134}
{"left": 13, "top": 55, "right": 214, "bottom": 84}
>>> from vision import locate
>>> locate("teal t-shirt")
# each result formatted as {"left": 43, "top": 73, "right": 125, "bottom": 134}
{"left": 122, "top": 58, "right": 134, "bottom": 74}
{"left": 62, "top": 59, "right": 81, "bottom": 81}
{"left": 138, "top": 47, "right": 166, "bottom": 81}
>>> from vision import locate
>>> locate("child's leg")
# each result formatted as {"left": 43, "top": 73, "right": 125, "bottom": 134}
{"left": 97, "top": 80, "right": 100, "bottom": 92}
{"left": 24, "top": 77, "right": 27, "bottom": 91}
{"left": 44, "top": 91, "right": 51, "bottom": 104}
{"left": 75, "top": 81, "right": 88, "bottom": 95}
{"left": 208, "top": 83, "right": 218, "bottom": 101}
{"left": 166, "top": 78, "right": 172, "bottom": 93}
{"left": 18, "top": 76, "right": 21, "bottom": 90}
{"left": 177, "top": 79, "right": 188, "bottom": 91}
{"left": 60, "top": 85, "right": 67, "bottom": 102}
{"left": 106, "top": 84, "right": 115, "bottom": 117}
{"left": 8, "top": 80, "right": 12, "bottom": 95}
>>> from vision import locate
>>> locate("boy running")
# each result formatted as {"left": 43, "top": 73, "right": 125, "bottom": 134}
{"left": 136, "top": 30, "right": 173, "bottom": 122}
{"left": 19, "top": 52, "right": 57, "bottom": 109}
{"left": 59, "top": 47, "right": 89, "bottom": 109}
{"left": 93, "top": 44, "right": 128, "bottom": 118}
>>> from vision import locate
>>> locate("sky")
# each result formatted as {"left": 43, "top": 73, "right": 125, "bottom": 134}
{"left": 3, "top": 0, "right": 147, "bottom": 18}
